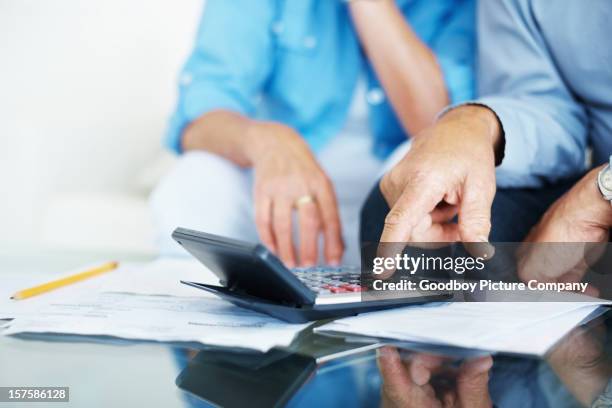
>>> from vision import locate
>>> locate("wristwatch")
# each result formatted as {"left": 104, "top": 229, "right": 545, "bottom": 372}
{"left": 597, "top": 156, "right": 612, "bottom": 204}
{"left": 591, "top": 378, "right": 612, "bottom": 408}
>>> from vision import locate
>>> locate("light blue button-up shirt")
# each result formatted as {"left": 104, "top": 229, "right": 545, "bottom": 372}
{"left": 166, "top": 0, "right": 475, "bottom": 159}
{"left": 476, "top": 0, "right": 612, "bottom": 188}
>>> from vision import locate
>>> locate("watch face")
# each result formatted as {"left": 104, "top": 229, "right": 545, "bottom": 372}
{"left": 603, "top": 170, "right": 612, "bottom": 191}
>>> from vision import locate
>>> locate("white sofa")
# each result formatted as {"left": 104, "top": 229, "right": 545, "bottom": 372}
{"left": 0, "top": 0, "right": 205, "bottom": 253}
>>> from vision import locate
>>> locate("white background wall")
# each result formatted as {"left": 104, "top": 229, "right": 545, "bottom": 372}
{"left": 0, "top": 0, "right": 203, "bottom": 248}
{"left": 0, "top": 4, "right": 204, "bottom": 400}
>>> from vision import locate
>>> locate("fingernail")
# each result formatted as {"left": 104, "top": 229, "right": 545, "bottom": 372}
{"left": 471, "top": 356, "right": 493, "bottom": 373}
{"left": 376, "top": 346, "right": 393, "bottom": 360}
{"left": 413, "top": 366, "right": 430, "bottom": 386}
{"left": 474, "top": 238, "right": 495, "bottom": 259}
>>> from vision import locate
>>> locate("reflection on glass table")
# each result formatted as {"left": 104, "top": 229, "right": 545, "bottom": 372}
{"left": 1, "top": 248, "right": 612, "bottom": 408}
{"left": 172, "top": 311, "right": 612, "bottom": 408}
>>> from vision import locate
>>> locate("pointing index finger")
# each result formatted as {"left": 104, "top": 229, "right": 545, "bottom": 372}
{"left": 380, "top": 180, "right": 445, "bottom": 243}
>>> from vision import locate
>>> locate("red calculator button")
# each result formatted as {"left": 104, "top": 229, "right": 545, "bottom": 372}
{"left": 329, "top": 287, "right": 349, "bottom": 293}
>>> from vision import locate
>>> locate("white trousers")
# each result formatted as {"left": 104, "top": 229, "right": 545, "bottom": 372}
{"left": 149, "top": 133, "right": 411, "bottom": 263}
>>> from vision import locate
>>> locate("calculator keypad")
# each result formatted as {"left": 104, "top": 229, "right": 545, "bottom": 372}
{"left": 292, "top": 266, "right": 367, "bottom": 294}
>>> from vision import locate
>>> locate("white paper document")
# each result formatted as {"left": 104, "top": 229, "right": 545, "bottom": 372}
{"left": 3, "top": 292, "right": 308, "bottom": 352}
{"left": 94, "top": 258, "right": 221, "bottom": 296}
{"left": 0, "top": 258, "right": 217, "bottom": 320}
{"left": 315, "top": 302, "right": 608, "bottom": 356}
{"left": 0, "top": 273, "right": 61, "bottom": 320}
{"left": 2, "top": 258, "right": 309, "bottom": 351}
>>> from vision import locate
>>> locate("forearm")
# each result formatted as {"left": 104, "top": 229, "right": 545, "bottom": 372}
{"left": 349, "top": 0, "right": 449, "bottom": 137}
{"left": 181, "top": 110, "right": 264, "bottom": 168}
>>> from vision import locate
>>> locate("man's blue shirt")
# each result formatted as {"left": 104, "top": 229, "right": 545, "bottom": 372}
{"left": 166, "top": 0, "right": 475, "bottom": 159}
{"left": 475, "top": 0, "right": 612, "bottom": 187}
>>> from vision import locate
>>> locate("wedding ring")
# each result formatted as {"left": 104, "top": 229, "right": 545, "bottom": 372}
{"left": 294, "top": 195, "right": 315, "bottom": 207}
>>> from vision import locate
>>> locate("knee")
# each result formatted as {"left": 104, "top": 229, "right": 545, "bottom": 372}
{"left": 150, "top": 151, "right": 249, "bottom": 211}
{"left": 149, "top": 151, "right": 252, "bottom": 253}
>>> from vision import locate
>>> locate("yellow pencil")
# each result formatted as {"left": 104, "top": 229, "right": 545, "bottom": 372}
{"left": 11, "top": 261, "right": 119, "bottom": 300}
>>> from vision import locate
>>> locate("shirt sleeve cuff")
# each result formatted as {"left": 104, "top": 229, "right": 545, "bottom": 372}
{"left": 477, "top": 96, "right": 545, "bottom": 187}
{"left": 438, "top": 99, "right": 548, "bottom": 188}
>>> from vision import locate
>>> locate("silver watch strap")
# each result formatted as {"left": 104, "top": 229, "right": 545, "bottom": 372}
{"left": 592, "top": 378, "right": 612, "bottom": 408}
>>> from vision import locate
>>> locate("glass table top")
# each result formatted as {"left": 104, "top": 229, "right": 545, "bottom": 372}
{"left": 0, "top": 248, "right": 610, "bottom": 408}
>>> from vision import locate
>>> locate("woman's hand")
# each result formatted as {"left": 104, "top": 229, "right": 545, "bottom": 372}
{"left": 182, "top": 111, "right": 343, "bottom": 267}
{"left": 246, "top": 122, "right": 344, "bottom": 267}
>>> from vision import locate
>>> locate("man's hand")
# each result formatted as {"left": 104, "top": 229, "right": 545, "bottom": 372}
{"left": 379, "top": 106, "right": 501, "bottom": 245}
{"left": 517, "top": 166, "right": 612, "bottom": 287}
{"left": 378, "top": 347, "right": 493, "bottom": 408}
{"left": 246, "top": 122, "right": 344, "bottom": 267}
{"left": 547, "top": 322, "right": 611, "bottom": 406}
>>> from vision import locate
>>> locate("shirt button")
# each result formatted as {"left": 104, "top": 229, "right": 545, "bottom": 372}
{"left": 272, "top": 21, "right": 284, "bottom": 35}
{"left": 366, "top": 88, "right": 385, "bottom": 105}
{"left": 179, "top": 73, "right": 193, "bottom": 86}
{"left": 303, "top": 36, "right": 317, "bottom": 49}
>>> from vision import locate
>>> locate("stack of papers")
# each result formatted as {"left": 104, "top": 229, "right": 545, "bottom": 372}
{"left": 1, "top": 259, "right": 309, "bottom": 352}
{"left": 3, "top": 259, "right": 608, "bottom": 355}
{"left": 315, "top": 302, "right": 608, "bottom": 356}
